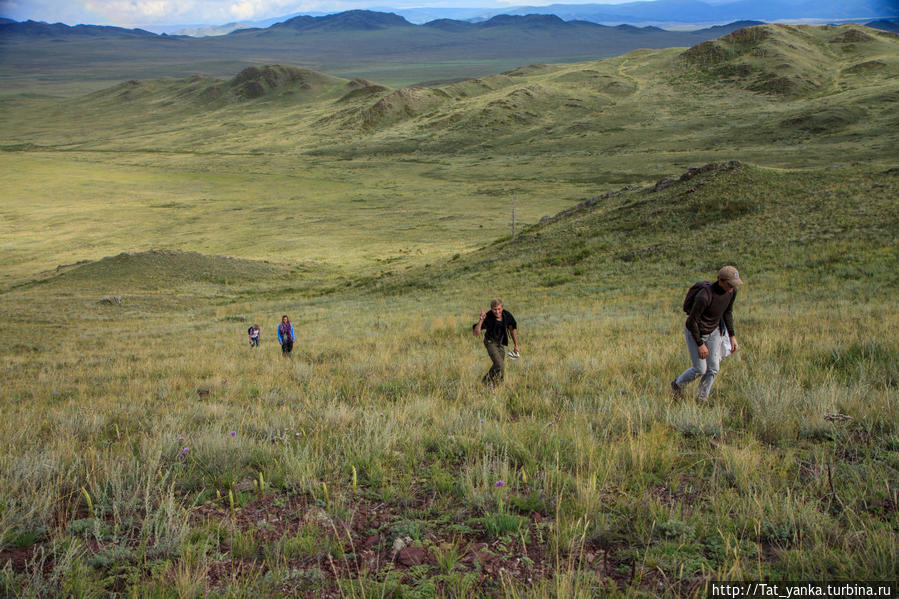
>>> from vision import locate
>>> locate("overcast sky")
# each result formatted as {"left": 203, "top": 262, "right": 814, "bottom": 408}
{"left": 0, "top": 0, "right": 643, "bottom": 27}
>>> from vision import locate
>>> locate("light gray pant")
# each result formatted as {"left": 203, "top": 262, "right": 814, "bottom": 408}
{"left": 675, "top": 326, "right": 722, "bottom": 401}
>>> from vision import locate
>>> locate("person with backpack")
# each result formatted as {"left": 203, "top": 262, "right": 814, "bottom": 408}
{"left": 248, "top": 324, "right": 261, "bottom": 347}
{"left": 671, "top": 266, "right": 742, "bottom": 403}
{"left": 277, "top": 315, "right": 295, "bottom": 356}
{"left": 472, "top": 299, "right": 520, "bottom": 385}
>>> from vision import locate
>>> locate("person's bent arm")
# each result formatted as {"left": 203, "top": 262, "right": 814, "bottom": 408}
{"left": 687, "top": 291, "right": 709, "bottom": 359}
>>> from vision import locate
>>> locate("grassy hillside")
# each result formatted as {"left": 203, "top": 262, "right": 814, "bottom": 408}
{"left": 0, "top": 24, "right": 897, "bottom": 597}
{"left": 1, "top": 24, "right": 897, "bottom": 288}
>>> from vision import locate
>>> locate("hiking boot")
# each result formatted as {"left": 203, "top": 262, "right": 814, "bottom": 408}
{"left": 670, "top": 380, "right": 683, "bottom": 399}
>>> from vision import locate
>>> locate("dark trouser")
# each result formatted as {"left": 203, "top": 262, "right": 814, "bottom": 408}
{"left": 482, "top": 340, "right": 505, "bottom": 384}
{"left": 281, "top": 341, "right": 293, "bottom": 356}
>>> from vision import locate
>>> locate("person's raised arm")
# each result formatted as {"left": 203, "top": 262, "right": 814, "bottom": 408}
{"left": 473, "top": 310, "right": 486, "bottom": 337}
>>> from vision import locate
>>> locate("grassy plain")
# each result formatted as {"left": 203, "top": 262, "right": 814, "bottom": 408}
{"left": 0, "top": 23, "right": 897, "bottom": 597}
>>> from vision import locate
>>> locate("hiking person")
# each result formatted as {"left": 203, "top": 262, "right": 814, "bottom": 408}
{"left": 277, "top": 315, "right": 295, "bottom": 356}
{"left": 248, "top": 324, "right": 260, "bottom": 347}
{"left": 472, "top": 299, "right": 520, "bottom": 385}
{"left": 671, "top": 266, "right": 742, "bottom": 402}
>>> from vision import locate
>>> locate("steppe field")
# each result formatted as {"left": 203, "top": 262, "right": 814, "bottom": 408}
{"left": 0, "top": 23, "right": 897, "bottom": 597}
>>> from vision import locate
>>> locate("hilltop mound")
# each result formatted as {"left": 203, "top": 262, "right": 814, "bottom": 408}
{"left": 338, "top": 78, "right": 391, "bottom": 102}
{"left": 42, "top": 250, "right": 288, "bottom": 291}
{"left": 358, "top": 87, "right": 451, "bottom": 129}
{"left": 84, "top": 65, "right": 349, "bottom": 111}
{"left": 228, "top": 65, "right": 344, "bottom": 99}
{"left": 680, "top": 24, "right": 834, "bottom": 95}
{"left": 679, "top": 24, "right": 897, "bottom": 97}
{"left": 830, "top": 28, "right": 877, "bottom": 44}
{"left": 680, "top": 24, "right": 899, "bottom": 96}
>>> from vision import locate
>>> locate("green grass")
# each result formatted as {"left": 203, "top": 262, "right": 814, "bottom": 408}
{"left": 0, "top": 23, "right": 897, "bottom": 597}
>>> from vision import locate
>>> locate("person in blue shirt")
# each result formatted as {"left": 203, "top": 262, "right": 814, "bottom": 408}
{"left": 277, "top": 315, "right": 295, "bottom": 356}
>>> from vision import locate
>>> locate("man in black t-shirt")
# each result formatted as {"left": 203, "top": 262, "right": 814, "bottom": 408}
{"left": 672, "top": 266, "right": 742, "bottom": 402}
{"left": 472, "top": 298, "right": 520, "bottom": 385}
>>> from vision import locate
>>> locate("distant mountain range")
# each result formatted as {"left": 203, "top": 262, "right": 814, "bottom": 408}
{"left": 3, "top": 10, "right": 898, "bottom": 92}
{"left": 2, "top": 0, "right": 897, "bottom": 36}
{"left": 0, "top": 12, "right": 767, "bottom": 39}
{"left": 3, "top": 11, "right": 897, "bottom": 40}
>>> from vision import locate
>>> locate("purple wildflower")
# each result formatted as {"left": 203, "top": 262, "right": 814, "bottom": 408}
{"left": 181, "top": 447, "right": 190, "bottom": 454}
{"left": 229, "top": 431, "right": 237, "bottom": 437}
{"left": 494, "top": 480, "right": 505, "bottom": 487}
{"left": 479, "top": 419, "right": 485, "bottom": 423}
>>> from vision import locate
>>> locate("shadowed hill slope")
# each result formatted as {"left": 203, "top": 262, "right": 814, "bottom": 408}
{"left": 679, "top": 23, "right": 899, "bottom": 96}
{"left": 372, "top": 161, "right": 899, "bottom": 295}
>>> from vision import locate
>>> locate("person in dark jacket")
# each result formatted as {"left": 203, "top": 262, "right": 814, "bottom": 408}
{"left": 671, "top": 266, "right": 742, "bottom": 402}
{"left": 277, "top": 315, "right": 295, "bottom": 356}
{"left": 472, "top": 299, "right": 520, "bottom": 385}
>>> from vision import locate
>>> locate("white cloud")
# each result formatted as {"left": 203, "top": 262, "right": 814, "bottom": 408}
{"left": 81, "top": 0, "right": 198, "bottom": 24}
{"left": 229, "top": 0, "right": 261, "bottom": 20}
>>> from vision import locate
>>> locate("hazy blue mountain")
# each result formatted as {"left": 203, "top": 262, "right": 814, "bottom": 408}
{"left": 267, "top": 10, "right": 415, "bottom": 32}
{"left": 0, "top": 20, "right": 159, "bottom": 37}
{"left": 866, "top": 18, "right": 899, "bottom": 32}
{"left": 479, "top": 0, "right": 899, "bottom": 23}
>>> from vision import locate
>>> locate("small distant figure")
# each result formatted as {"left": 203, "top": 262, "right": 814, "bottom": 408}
{"left": 248, "top": 324, "right": 260, "bottom": 347}
{"left": 472, "top": 298, "right": 520, "bottom": 385}
{"left": 278, "top": 315, "right": 295, "bottom": 356}
{"left": 671, "top": 266, "right": 742, "bottom": 403}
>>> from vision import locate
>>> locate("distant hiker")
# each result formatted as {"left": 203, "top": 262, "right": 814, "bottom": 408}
{"left": 671, "top": 266, "right": 742, "bottom": 403}
{"left": 248, "top": 324, "right": 260, "bottom": 347}
{"left": 472, "top": 299, "right": 520, "bottom": 385}
{"left": 277, "top": 315, "right": 295, "bottom": 356}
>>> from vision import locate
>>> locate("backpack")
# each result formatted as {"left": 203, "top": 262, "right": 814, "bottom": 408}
{"left": 683, "top": 281, "right": 713, "bottom": 314}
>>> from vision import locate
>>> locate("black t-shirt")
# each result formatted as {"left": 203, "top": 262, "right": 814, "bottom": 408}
{"left": 474, "top": 310, "right": 517, "bottom": 346}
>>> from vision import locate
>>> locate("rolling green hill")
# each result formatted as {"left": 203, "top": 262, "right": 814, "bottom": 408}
{"left": 1, "top": 24, "right": 897, "bottom": 288}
